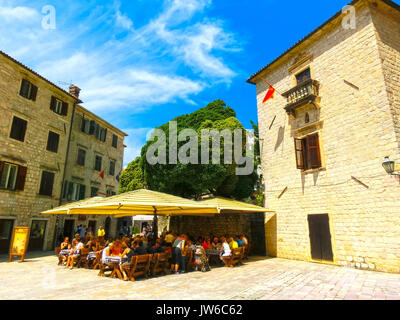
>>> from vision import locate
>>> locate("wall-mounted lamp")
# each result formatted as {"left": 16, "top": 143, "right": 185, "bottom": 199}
{"left": 382, "top": 156, "right": 400, "bottom": 175}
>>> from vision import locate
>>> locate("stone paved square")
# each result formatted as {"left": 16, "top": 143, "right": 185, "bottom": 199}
{"left": 1, "top": 252, "right": 400, "bottom": 300}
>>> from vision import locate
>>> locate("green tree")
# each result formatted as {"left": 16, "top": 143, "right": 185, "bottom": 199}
{"left": 119, "top": 156, "right": 145, "bottom": 193}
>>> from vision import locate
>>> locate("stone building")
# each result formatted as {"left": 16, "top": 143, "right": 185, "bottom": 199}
{"left": 248, "top": 0, "right": 400, "bottom": 272}
{"left": 57, "top": 102, "right": 127, "bottom": 242}
{"left": 0, "top": 51, "right": 128, "bottom": 253}
{"left": 0, "top": 51, "right": 79, "bottom": 253}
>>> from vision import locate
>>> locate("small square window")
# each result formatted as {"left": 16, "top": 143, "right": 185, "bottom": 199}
{"left": 10, "top": 116, "right": 27, "bottom": 142}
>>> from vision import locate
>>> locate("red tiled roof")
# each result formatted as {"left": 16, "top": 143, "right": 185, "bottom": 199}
{"left": 247, "top": 0, "right": 400, "bottom": 84}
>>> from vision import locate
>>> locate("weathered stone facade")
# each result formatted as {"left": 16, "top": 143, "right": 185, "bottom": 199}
{"left": 58, "top": 104, "right": 127, "bottom": 241}
{"left": 250, "top": 0, "right": 400, "bottom": 272}
{"left": 0, "top": 51, "right": 78, "bottom": 252}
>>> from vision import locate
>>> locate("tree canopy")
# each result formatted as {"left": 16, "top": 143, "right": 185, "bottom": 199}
{"left": 120, "top": 100, "right": 259, "bottom": 200}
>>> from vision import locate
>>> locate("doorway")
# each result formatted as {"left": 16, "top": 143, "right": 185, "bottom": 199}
{"left": 0, "top": 219, "right": 14, "bottom": 254}
{"left": 104, "top": 217, "right": 111, "bottom": 238}
{"left": 307, "top": 214, "right": 333, "bottom": 261}
{"left": 29, "top": 220, "right": 47, "bottom": 251}
{"left": 63, "top": 219, "right": 74, "bottom": 240}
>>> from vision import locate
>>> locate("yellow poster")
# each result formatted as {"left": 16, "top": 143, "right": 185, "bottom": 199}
{"left": 11, "top": 227, "right": 30, "bottom": 256}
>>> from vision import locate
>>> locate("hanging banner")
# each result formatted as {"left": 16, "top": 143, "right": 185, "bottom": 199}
{"left": 9, "top": 227, "right": 30, "bottom": 262}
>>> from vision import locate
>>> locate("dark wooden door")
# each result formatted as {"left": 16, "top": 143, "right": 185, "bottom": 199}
{"left": 105, "top": 217, "right": 111, "bottom": 237}
{"left": 308, "top": 214, "right": 333, "bottom": 261}
{"left": 0, "top": 219, "right": 14, "bottom": 254}
{"left": 29, "top": 220, "right": 47, "bottom": 251}
{"left": 63, "top": 219, "right": 74, "bottom": 239}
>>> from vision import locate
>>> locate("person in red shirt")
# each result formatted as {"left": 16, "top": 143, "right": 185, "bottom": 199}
{"left": 202, "top": 237, "right": 212, "bottom": 250}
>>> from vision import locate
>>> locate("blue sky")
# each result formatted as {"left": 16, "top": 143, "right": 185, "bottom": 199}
{"left": 0, "top": 0, "right": 362, "bottom": 166}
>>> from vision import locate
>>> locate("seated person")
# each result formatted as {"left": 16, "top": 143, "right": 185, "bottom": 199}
{"left": 59, "top": 237, "right": 71, "bottom": 266}
{"left": 101, "top": 243, "right": 113, "bottom": 264}
{"left": 135, "top": 241, "right": 147, "bottom": 255}
{"left": 240, "top": 235, "right": 248, "bottom": 246}
{"left": 120, "top": 243, "right": 137, "bottom": 281}
{"left": 90, "top": 238, "right": 100, "bottom": 252}
{"left": 220, "top": 237, "right": 232, "bottom": 267}
{"left": 236, "top": 236, "right": 244, "bottom": 247}
{"left": 111, "top": 239, "right": 122, "bottom": 256}
{"left": 202, "top": 237, "right": 213, "bottom": 250}
{"left": 65, "top": 238, "right": 83, "bottom": 269}
{"left": 228, "top": 237, "right": 238, "bottom": 250}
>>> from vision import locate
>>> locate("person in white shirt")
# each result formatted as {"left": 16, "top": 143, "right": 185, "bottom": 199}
{"left": 220, "top": 236, "right": 232, "bottom": 268}
{"left": 66, "top": 238, "right": 84, "bottom": 269}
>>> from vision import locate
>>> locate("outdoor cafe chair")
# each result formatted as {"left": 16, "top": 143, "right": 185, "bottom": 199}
{"left": 150, "top": 253, "right": 169, "bottom": 276}
{"left": 124, "top": 254, "right": 152, "bottom": 282}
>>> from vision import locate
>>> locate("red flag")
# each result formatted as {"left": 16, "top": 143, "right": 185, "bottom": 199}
{"left": 262, "top": 80, "right": 276, "bottom": 104}
{"left": 99, "top": 170, "right": 104, "bottom": 179}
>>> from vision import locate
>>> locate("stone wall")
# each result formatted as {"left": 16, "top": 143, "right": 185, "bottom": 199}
{"left": 0, "top": 53, "right": 77, "bottom": 251}
{"left": 254, "top": 1, "right": 400, "bottom": 273}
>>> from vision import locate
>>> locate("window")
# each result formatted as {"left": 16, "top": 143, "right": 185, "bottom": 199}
{"left": 62, "top": 181, "right": 86, "bottom": 201}
{"left": 81, "top": 118, "right": 90, "bottom": 134}
{"left": 10, "top": 116, "right": 27, "bottom": 142}
{"left": 94, "top": 156, "right": 102, "bottom": 171}
{"left": 107, "top": 189, "right": 116, "bottom": 196}
{"left": 77, "top": 149, "right": 86, "bottom": 166}
{"left": 296, "top": 68, "right": 311, "bottom": 85}
{"left": 19, "top": 79, "right": 38, "bottom": 101}
{"left": 46, "top": 131, "right": 60, "bottom": 153}
{"left": 91, "top": 186, "right": 99, "bottom": 197}
{"left": 50, "top": 96, "right": 68, "bottom": 115}
{"left": 96, "top": 127, "right": 107, "bottom": 142}
{"left": 112, "top": 134, "right": 118, "bottom": 148}
{"left": 109, "top": 160, "right": 115, "bottom": 176}
{"left": 0, "top": 162, "right": 27, "bottom": 191}
{"left": 39, "top": 171, "right": 55, "bottom": 196}
{"left": 294, "top": 133, "right": 322, "bottom": 171}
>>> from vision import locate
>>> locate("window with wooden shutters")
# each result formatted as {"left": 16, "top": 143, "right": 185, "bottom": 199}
{"left": 91, "top": 186, "right": 99, "bottom": 197}
{"left": 306, "top": 133, "right": 321, "bottom": 169}
{"left": 294, "top": 138, "right": 305, "bottom": 170}
{"left": 94, "top": 156, "right": 102, "bottom": 171}
{"left": 0, "top": 163, "right": 19, "bottom": 190}
{"left": 50, "top": 96, "right": 67, "bottom": 115}
{"left": 10, "top": 116, "right": 27, "bottom": 142}
{"left": 112, "top": 134, "right": 118, "bottom": 148}
{"left": 46, "top": 131, "right": 60, "bottom": 153}
{"left": 294, "top": 133, "right": 322, "bottom": 171}
{"left": 81, "top": 118, "right": 90, "bottom": 134}
{"left": 15, "top": 166, "right": 27, "bottom": 191}
{"left": 77, "top": 149, "right": 86, "bottom": 166}
{"left": 79, "top": 184, "right": 86, "bottom": 200}
{"left": 89, "top": 120, "right": 96, "bottom": 135}
{"left": 39, "top": 171, "right": 55, "bottom": 196}
{"left": 109, "top": 160, "right": 115, "bottom": 176}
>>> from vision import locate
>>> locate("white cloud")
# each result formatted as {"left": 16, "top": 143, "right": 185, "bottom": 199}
{"left": 0, "top": 5, "right": 38, "bottom": 21}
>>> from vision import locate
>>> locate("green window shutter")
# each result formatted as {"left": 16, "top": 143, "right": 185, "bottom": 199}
{"left": 79, "top": 184, "right": 86, "bottom": 200}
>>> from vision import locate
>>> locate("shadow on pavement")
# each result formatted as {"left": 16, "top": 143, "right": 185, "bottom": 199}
{"left": 0, "top": 251, "right": 54, "bottom": 263}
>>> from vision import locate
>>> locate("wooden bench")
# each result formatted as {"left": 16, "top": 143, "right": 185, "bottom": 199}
{"left": 123, "top": 254, "right": 152, "bottom": 282}
{"left": 150, "top": 252, "right": 169, "bottom": 276}
{"left": 230, "top": 247, "right": 244, "bottom": 267}
{"left": 77, "top": 248, "right": 90, "bottom": 268}
{"left": 92, "top": 250, "right": 102, "bottom": 270}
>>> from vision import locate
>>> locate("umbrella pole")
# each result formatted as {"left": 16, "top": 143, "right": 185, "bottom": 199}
{"left": 153, "top": 207, "right": 158, "bottom": 245}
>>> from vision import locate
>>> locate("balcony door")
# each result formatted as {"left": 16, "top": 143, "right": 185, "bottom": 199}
{"left": 0, "top": 219, "right": 14, "bottom": 254}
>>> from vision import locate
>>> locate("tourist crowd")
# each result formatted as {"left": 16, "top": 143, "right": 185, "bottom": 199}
{"left": 58, "top": 226, "right": 249, "bottom": 279}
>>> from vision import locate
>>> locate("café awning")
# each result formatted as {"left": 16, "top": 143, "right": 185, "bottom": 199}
{"left": 41, "top": 189, "right": 219, "bottom": 217}
{"left": 198, "top": 197, "right": 273, "bottom": 214}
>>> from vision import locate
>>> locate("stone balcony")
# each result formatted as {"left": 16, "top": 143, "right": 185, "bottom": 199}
{"left": 282, "top": 79, "right": 320, "bottom": 116}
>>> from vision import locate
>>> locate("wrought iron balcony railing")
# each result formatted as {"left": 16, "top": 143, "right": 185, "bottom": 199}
{"left": 282, "top": 79, "right": 320, "bottom": 115}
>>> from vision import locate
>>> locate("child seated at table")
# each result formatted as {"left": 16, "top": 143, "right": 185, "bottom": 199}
{"left": 59, "top": 237, "right": 71, "bottom": 266}
{"left": 65, "top": 238, "right": 83, "bottom": 270}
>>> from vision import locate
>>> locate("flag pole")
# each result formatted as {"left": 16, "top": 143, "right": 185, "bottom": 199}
{"left": 262, "top": 78, "right": 284, "bottom": 97}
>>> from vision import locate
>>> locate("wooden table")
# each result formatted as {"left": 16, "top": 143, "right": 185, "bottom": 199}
{"left": 206, "top": 249, "right": 223, "bottom": 265}
{"left": 103, "top": 256, "right": 128, "bottom": 280}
